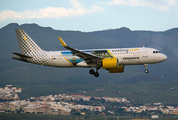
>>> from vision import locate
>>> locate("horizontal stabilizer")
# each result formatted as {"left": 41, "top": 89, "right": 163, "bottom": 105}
{"left": 12, "top": 52, "right": 32, "bottom": 58}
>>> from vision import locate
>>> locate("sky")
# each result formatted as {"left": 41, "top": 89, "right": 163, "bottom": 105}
{"left": 0, "top": 0, "right": 178, "bottom": 32}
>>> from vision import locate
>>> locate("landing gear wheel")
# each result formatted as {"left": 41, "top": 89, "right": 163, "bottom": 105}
{"left": 144, "top": 64, "right": 149, "bottom": 74}
{"left": 145, "top": 70, "right": 149, "bottom": 74}
{"left": 89, "top": 69, "right": 94, "bottom": 75}
{"left": 89, "top": 67, "right": 100, "bottom": 77}
{"left": 94, "top": 72, "right": 99, "bottom": 77}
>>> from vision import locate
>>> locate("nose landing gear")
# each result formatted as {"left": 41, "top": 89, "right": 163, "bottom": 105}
{"left": 144, "top": 64, "right": 149, "bottom": 74}
{"left": 89, "top": 68, "right": 100, "bottom": 77}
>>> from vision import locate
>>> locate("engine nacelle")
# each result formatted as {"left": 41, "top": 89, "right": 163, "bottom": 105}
{"left": 108, "top": 65, "right": 125, "bottom": 73}
{"left": 102, "top": 58, "right": 119, "bottom": 69}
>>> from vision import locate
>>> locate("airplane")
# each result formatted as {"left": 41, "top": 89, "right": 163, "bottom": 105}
{"left": 12, "top": 29, "right": 167, "bottom": 77}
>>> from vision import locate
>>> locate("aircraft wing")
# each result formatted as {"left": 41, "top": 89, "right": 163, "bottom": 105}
{"left": 58, "top": 37, "right": 102, "bottom": 65}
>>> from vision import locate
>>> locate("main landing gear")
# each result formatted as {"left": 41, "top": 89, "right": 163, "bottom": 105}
{"left": 89, "top": 68, "right": 100, "bottom": 77}
{"left": 144, "top": 64, "right": 149, "bottom": 74}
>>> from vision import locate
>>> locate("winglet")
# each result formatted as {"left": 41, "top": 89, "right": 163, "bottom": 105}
{"left": 58, "top": 37, "right": 67, "bottom": 47}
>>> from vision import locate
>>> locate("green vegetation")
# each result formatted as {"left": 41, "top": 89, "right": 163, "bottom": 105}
{"left": 17, "top": 79, "right": 178, "bottom": 105}
{"left": 0, "top": 113, "right": 178, "bottom": 120}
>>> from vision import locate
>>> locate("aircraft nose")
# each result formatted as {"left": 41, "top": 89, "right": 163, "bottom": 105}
{"left": 161, "top": 54, "right": 167, "bottom": 61}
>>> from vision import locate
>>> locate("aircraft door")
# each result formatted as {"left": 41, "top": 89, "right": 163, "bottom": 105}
{"left": 143, "top": 48, "right": 148, "bottom": 58}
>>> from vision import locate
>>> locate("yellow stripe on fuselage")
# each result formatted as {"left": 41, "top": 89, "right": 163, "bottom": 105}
{"left": 107, "top": 50, "right": 115, "bottom": 58}
{"left": 60, "top": 52, "right": 73, "bottom": 66}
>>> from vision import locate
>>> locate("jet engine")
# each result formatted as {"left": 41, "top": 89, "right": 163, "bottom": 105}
{"left": 102, "top": 58, "right": 119, "bottom": 69}
{"left": 102, "top": 58, "right": 125, "bottom": 73}
{"left": 108, "top": 65, "right": 125, "bottom": 73}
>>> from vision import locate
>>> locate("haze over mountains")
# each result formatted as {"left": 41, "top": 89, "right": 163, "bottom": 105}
{"left": 0, "top": 23, "right": 178, "bottom": 87}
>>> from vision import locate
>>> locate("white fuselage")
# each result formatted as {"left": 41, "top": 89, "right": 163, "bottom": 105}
{"left": 39, "top": 47, "right": 167, "bottom": 68}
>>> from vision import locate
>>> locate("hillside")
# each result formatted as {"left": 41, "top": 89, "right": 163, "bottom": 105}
{"left": 0, "top": 23, "right": 178, "bottom": 103}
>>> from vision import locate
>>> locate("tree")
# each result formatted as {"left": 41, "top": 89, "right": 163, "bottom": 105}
{"left": 71, "top": 109, "right": 77, "bottom": 115}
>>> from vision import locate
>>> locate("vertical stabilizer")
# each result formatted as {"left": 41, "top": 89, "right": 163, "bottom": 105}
{"left": 14, "top": 29, "right": 56, "bottom": 67}
{"left": 15, "top": 29, "right": 43, "bottom": 54}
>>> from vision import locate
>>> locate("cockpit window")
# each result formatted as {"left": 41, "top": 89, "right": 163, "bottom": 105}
{"left": 153, "top": 51, "right": 159, "bottom": 53}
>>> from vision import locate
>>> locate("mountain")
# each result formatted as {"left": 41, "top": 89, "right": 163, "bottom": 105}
{"left": 0, "top": 23, "right": 178, "bottom": 87}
